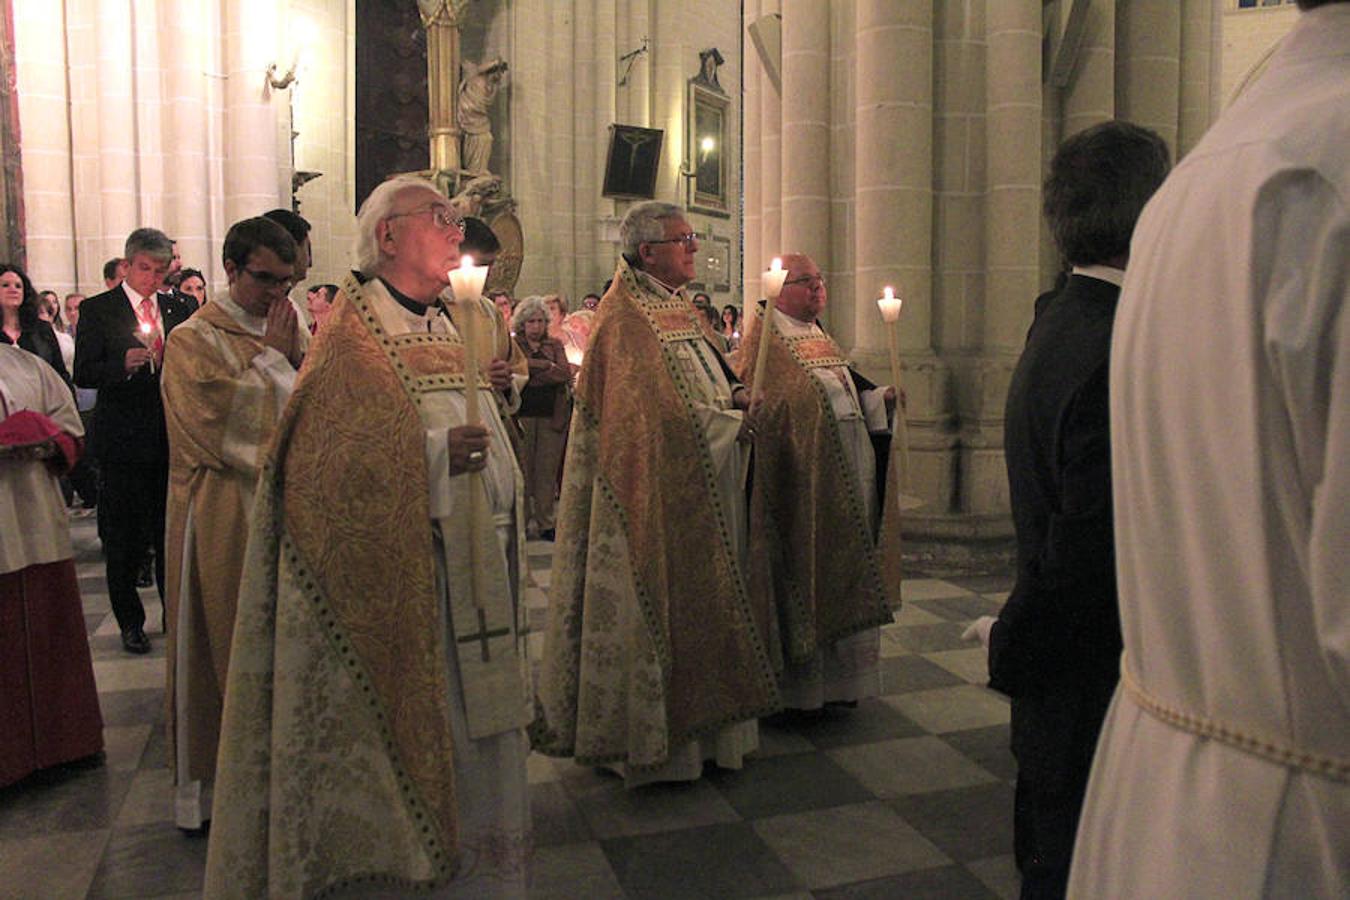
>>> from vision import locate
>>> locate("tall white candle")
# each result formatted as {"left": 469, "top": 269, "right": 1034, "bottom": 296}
{"left": 752, "top": 257, "right": 787, "bottom": 399}
{"left": 449, "top": 254, "right": 490, "bottom": 424}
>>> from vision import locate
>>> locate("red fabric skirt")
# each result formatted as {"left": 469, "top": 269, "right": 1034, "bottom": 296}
{"left": 0, "top": 559, "right": 104, "bottom": 787}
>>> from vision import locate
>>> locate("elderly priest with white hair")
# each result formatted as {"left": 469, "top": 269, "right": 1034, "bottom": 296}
{"left": 204, "top": 175, "right": 532, "bottom": 899}
{"left": 533, "top": 200, "right": 780, "bottom": 787}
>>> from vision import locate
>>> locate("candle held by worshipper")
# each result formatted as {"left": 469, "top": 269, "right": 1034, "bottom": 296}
{"left": 752, "top": 257, "right": 788, "bottom": 397}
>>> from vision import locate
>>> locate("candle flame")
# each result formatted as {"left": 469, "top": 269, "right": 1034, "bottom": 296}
{"left": 883, "top": 286, "right": 895, "bottom": 300}
{"left": 140, "top": 322, "right": 152, "bottom": 334}
{"left": 460, "top": 254, "right": 475, "bottom": 270}
{"left": 770, "top": 257, "right": 782, "bottom": 272}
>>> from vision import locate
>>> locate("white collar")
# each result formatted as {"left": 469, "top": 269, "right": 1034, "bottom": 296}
{"left": 1071, "top": 264, "right": 1125, "bottom": 287}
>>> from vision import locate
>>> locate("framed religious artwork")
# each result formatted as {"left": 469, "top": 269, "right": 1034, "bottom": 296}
{"left": 686, "top": 81, "right": 730, "bottom": 217}
{"left": 689, "top": 234, "right": 732, "bottom": 294}
{"left": 602, "top": 125, "right": 664, "bottom": 199}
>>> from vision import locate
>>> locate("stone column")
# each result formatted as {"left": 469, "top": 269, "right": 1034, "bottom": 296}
{"left": 984, "top": 0, "right": 1042, "bottom": 353}
{"left": 758, "top": 0, "right": 782, "bottom": 275}
{"left": 742, "top": 0, "right": 763, "bottom": 317}
{"left": 965, "top": 0, "right": 1043, "bottom": 521}
{"left": 94, "top": 0, "right": 140, "bottom": 245}
{"left": 223, "top": 0, "right": 282, "bottom": 223}
{"left": 1062, "top": 0, "right": 1115, "bottom": 139}
{"left": 1115, "top": 0, "right": 1180, "bottom": 155}
{"left": 779, "top": 0, "right": 829, "bottom": 268}
{"left": 12, "top": 0, "right": 75, "bottom": 289}
{"left": 1178, "top": 0, "right": 1214, "bottom": 158}
{"left": 853, "top": 0, "right": 931, "bottom": 358}
{"left": 160, "top": 0, "right": 211, "bottom": 272}
{"left": 421, "top": 0, "right": 467, "bottom": 176}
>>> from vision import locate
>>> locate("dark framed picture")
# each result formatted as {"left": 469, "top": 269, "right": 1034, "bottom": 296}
{"left": 602, "top": 125, "right": 664, "bottom": 200}
{"left": 687, "top": 82, "right": 729, "bottom": 216}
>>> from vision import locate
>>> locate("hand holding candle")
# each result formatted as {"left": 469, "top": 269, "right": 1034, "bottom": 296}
{"left": 752, "top": 257, "right": 787, "bottom": 400}
{"left": 137, "top": 321, "right": 156, "bottom": 374}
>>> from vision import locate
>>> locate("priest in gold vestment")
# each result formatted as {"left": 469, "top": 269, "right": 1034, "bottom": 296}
{"left": 162, "top": 217, "right": 304, "bottom": 831}
{"left": 534, "top": 201, "right": 780, "bottom": 787}
{"left": 738, "top": 253, "right": 902, "bottom": 708}
{"left": 204, "top": 176, "right": 532, "bottom": 898}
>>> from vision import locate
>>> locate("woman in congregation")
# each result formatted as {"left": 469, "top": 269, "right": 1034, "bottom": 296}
{"left": 0, "top": 265, "right": 72, "bottom": 385}
{"left": 0, "top": 342, "right": 104, "bottom": 786}
{"left": 512, "top": 296, "right": 572, "bottom": 541}
{"left": 177, "top": 268, "right": 208, "bottom": 306}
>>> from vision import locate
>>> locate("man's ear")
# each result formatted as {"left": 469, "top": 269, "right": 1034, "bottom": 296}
{"left": 223, "top": 259, "right": 238, "bottom": 284}
{"left": 377, "top": 219, "right": 398, "bottom": 255}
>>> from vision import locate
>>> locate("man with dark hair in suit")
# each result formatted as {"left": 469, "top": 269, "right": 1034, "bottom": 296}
{"left": 964, "top": 121, "right": 1170, "bottom": 899}
{"left": 102, "top": 257, "right": 125, "bottom": 290}
{"left": 74, "top": 227, "right": 197, "bottom": 654}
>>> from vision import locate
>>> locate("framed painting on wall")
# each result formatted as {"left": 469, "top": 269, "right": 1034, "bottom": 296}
{"left": 687, "top": 82, "right": 729, "bottom": 217}
{"left": 602, "top": 125, "right": 664, "bottom": 199}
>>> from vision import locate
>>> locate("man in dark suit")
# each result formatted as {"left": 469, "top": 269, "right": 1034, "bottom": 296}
{"left": 74, "top": 227, "right": 196, "bottom": 654}
{"left": 963, "top": 122, "right": 1170, "bottom": 899}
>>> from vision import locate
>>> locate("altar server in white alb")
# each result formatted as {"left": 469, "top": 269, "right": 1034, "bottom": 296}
{"left": 1069, "top": 1, "right": 1349, "bottom": 895}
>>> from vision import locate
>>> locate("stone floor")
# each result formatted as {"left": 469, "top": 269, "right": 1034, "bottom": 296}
{"left": 0, "top": 516, "right": 1020, "bottom": 899}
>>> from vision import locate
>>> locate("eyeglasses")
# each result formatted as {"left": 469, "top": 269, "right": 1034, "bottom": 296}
{"left": 645, "top": 232, "right": 699, "bottom": 249}
{"left": 244, "top": 268, "right": 297, "bottom": 291}
{"left": 784, "top": 274, "right": 826, "bottom": 290}
{"left": 387, "top": 204, "right": 467, "bottom": 235}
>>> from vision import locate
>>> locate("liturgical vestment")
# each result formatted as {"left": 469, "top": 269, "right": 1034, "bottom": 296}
{"left": 204, "top": 275, "right": 532, "bottom": 899}
{"left": 161, "top": 297, "right": 299, "bottom": 829}
{"left": 739, "top": 306, "right": 901, "bottom": 706}
{"left": 534, "top": 258, "right": 780, "bottom": 786}
{"left": 0, "top": 345, "right": 102, "bottom": 787}
{"left": 1069, "top": 7, "right": 1349, "bottom": 895}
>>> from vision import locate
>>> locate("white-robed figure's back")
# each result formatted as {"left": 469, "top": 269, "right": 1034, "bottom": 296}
{"left": 1068, "top": 5, "right": 1349, "bottom": 897}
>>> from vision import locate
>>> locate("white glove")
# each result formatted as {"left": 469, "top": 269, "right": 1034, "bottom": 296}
{"left": 961, "top": 615, "right": 996, "bottom": 649}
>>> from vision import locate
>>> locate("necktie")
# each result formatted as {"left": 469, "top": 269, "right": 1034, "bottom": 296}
{"left": 139, "top": 298, "right": 164, "bottom": 364}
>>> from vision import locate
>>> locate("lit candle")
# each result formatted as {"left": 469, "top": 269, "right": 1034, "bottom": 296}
{"left": 138, "top": 321, "right": 156, "bottom": 373}
{"left": 752, "top": 257, "right": 787, "bottom": 399}
{"left": 448, "top": 254, "right": 490, "bottom": 425}
{"left": 448, "top": 252, "right": 492, "bottom": 611}
{"left": 564, "top": 344, "right": 583, "bottom": 367}
{"left": 876, "top": 285, "right": 910, "bottom": 490}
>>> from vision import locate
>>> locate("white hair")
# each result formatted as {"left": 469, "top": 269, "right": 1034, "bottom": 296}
{"left": 511, "top": 295, "right": 552, "bottom": 332}
{"left": 351, "top": 175, "right": 444, "bottom": 275}
{"left": 619, "top": 201, "right": 685, "bottom": 266}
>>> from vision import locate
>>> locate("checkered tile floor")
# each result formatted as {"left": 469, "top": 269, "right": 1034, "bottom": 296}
{"left": 0, "top": 517, "right": 1019, "bottom": 899}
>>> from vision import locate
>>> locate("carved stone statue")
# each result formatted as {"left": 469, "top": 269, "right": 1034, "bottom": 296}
{"left": 449, "top": 173, "right": 504, "bottom": 219}
{"left": 458, "top": 57, "right": 508, "bottom": 175}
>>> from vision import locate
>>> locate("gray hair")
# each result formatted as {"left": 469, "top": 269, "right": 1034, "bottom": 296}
{"left": 619, "top": 200, "right": 686, "bottom": 267}
{"left": 511, "top": 295, "right": 552, "bottom": 332}
{"left": 123, "top": 227, "right": 173, "bottom": 263}
{"left": 352, "top": 175, "right": 444, "bottom": 275}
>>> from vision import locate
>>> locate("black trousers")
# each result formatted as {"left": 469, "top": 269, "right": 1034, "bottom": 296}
{"left": 65, "top": 408, "right": 100, "bottom": 508}
{"left": 1010, "top": 678, "right": 1116, "bottom": 900}
{"left": 99, "top": 460, "right": 167, "bottom": 632}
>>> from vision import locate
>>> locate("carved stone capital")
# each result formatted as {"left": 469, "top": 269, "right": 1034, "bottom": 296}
{"left": 417, "top": 0, "right": 469, "bottom": 29}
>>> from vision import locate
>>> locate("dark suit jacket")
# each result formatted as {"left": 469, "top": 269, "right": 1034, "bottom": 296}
{"left": 2, "top": 320, "right": 71, "bottom": 386}
{"left": 989, "top": 274, "right": 1122, "bottom": 699}
{"left": 73, "top": 285, "right": 196, "bottom": 464}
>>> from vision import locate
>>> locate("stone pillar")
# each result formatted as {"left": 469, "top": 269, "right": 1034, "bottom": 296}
{"left": 1178, "top": 0, "right": 1214, "bottom": 158}
{"left": 742, "top": 0, "right": 763, "bottom": 317}
{"left": 984, "top": 0, "right": 1042, "bottom": 353}
{"left": 421, "top": 0, "right": 467, "bottom": 176}
{"left": 965, "top": 0, "right": 1043, "bottom": 521}
{"left": 160, "top": 0, "right": 212, "bottom": 274}
{"left": 223, "top": 0, "right": 282, "bottom": 223}
{"left": 1062, "top": 0, "right": 1115, "bottom": 139}
{"left": 1116, "top": 0, "right": 1180, "bottom": 155}
{"left": 779, "top": 0, "right": 829, "bottom": 268}
{"left": 94, "top": 0, "right": 139, "bottom": 242}
{"left": 758, "top": 0, "right": 782, "bottom": 275}
{"left": 12, "top": 0, "right": 75, "bottom": 289}
{"left": 853, "top": 0, "right": 931, "bottom": 358}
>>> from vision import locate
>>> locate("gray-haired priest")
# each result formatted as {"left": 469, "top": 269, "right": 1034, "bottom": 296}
{"left": 203, "top": 175, "right": 532, "bottom": 898}
{"left": 533, "top": 200, "right": 780, "bottom": 787}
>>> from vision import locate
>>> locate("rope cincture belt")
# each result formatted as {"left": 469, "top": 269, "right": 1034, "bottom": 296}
{"left": 1119, "top": 652, "right": 1350, "bottom": 784}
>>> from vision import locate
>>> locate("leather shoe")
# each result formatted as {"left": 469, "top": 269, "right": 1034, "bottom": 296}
{"left": 121, "top": 626, "right": 151, "bottom": 655}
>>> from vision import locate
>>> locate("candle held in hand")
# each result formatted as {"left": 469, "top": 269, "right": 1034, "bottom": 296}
{"left": 762, "top": 257, "right": 788, "bottom": 300}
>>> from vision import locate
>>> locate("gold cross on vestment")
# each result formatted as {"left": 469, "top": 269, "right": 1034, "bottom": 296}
{"left": 457, "top": 608, "right": 510, "bottom": 661}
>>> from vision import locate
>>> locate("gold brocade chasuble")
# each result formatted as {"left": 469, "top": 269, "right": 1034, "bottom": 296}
{"left": 533, "top": 259, "right": 780, "bottom": 770}
{"left": 739, "top": 304, "right": 902, "bottom": 670}
{"left": 204, "top": 275, "right": 528, "bottom": 899}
